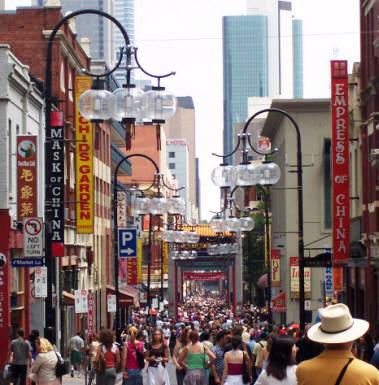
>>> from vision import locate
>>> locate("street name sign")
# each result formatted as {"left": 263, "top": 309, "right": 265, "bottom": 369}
{"left": 12, "top": 258, "right": 44, "bottom": 267}
{"left": 118, "top": 228, "right": 137, "bottom": 258}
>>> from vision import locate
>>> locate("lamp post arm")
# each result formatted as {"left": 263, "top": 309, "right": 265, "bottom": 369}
{"left": 212, "top": 135, "right": 241, "bottom": 162}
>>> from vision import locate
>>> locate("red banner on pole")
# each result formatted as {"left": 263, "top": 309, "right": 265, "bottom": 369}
{"left": 183, "top": 272, "right": 225, "bottom": 281}
{"left": 331, "top": 60, "right": 350, "bottom": 263}
{"left": 87, "top": 293, "right": 93, "bottom": 336}
{"left": 127, "top": 258, "right": 137, "bottom": 285}
{"left": 0, "top": 211, "right": 10, "bottom": 368}
{"left": 17, "top": 136, "right": 37, "bottom": 220}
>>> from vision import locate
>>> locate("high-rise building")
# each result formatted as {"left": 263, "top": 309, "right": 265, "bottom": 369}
{"left": 292, "top": 19, "right": 303, "bottom": 98}
{"left": 33, "top": 0, "right": 115, "bottom": 68}
{"left": 223, "top": 0, "right": 303, "bottom": 158}
{"left": 113, "top": 0, "right": 134, "bottom": 85}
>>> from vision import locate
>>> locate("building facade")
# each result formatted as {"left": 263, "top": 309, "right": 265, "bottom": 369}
{"left": 262, "top": 99, "right": 331, "bottom": 323}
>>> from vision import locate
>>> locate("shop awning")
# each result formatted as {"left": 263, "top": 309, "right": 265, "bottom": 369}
{"left": 272, "top": 291, "right": 286, "bottom": 313}
{"left": 106, "top": 285, "right": 139, "bottom": 307}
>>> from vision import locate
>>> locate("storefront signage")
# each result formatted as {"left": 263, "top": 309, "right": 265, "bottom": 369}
{"left": 87, "top": 294, "right": 94, "bottom": 335}
{"left": 17, "top": 136, "right": 37, "bottom": 220}
{"left": 117, "top": 191, "right": 127, "bottom": 227}
{"left": 272, "top": 291, "right": 286, "bottom": 312}
{"left": 23, "top": 217, "right": 43, "bottom": 257}
{"left": 75, "top": 76, "right": 94, "bottom": 234}
{"left": 290, "top": 257, "right": 311, "bottom": 299}
{"left": 271, "top": 249, "right": 281, "bottom": 287}
{"left": 325, "top": 267, "right": 334, "bottom": 298}
{"left": 46, "top": 111, "right": 64, "bottom": 256}
{"left": 107, "top": 294, "right": 116, "bottom": 313}
{"left": 137, "top": 239, "right": 142, "bottom": 284}
{"left": 183, "top": 272, "right": 225, "bottom": 281}
{"left": 331, "top": 60, "right": 350, "bottom": 263}
{"left": 127, "top": 258, "right": 137, "bottom": 285}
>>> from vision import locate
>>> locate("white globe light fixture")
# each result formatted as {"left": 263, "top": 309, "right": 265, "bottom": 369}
{"left": 235, "top": 163, "right": 259, "bottom": 186}
{"left": 149, "top": 197, "right": 168, "bottom": 215}
{"left": 112, "top": 85, "right": 145, "bottom": 122}
{"left": 78, "top": 79, "right": 114, "bottom": 121}
{"left": 210, "top": 217, "right": 227, "bottom": 233}
{"left": 131, "top": 196, "right": 151, "bottom": 216}
{"left": 142, "top": 88, "right": 177, "bottom": 121}
{"left": 225, "top": 217, "right": 240, "bottom": 232}
{"left": 256, "top": 162, "right": 281, "bottom": 185}
{"left": 167, "top": 196, "right": 186, "bottom": 215}
{"left": 239, "top": 216, "right": 255, "bottom": 232}
{"left": 211, "top": 165, "right": 237, "bottom": 188}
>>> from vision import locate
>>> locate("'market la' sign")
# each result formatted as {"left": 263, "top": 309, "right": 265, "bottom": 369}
{"left": 331, "top": 60, "right": 350, "bottom": 263}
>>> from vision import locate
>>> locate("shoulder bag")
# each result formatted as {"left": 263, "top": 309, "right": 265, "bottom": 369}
{"left": 135, "top": 343, "right": 145, "bottom": 370}
{"left": 94, "top": 345, "right": 106, "bottom": 374}
{"left": 55, "top": 350, "right": 70, "bottom": 377}
{"left": 334, "top": 358, "right": 354, "bottom": 385}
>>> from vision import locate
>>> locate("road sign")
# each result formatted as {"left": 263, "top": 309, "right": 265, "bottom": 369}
{"left": 303, "top": 252, "right": 332, "bottom": 268}
{"left": 23, "top": 217, "right": 43, "bottom": 257}
{"left": 118, "top": 228, "right": 137, "bottom": 258}
{"left": 12, "top": 258, "right": 44, "bottom": 267}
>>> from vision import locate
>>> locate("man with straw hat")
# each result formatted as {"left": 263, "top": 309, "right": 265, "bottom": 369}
{"left": 297, "top": 303, "right": 379, "bottom": 385}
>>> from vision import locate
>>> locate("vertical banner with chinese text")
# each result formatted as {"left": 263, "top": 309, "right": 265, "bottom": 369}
{"left": 271, "top": 248, "right": 281, "bottom": 287}
{"left": 137, "top": 239, "right": 142, "bottom": 283}
{"left": 162, "top": 242, "right": 169, "bottom": 275}
{"left": 46, "top": 112, "right": 65, "bottom": 256}
{"left": 17, "top": 136, "right": 37, "bottom": 220}
{"left": 127, "top": 258, "right": 137, "bottom": 285}
{"left": 87, "top": 293, "right": 93, "bottom": 336}
{"left": 331, "top": 60, "right": 350, "bottom": 263}
{"left": 75, "top": 76, "right": 94, "bottom": 234}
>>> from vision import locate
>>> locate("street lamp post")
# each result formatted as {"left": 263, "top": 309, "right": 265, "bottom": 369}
{"left": 211, "top": 108, "right": 305, "bottom": 330}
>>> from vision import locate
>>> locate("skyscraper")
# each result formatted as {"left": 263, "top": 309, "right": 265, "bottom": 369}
{"left": 292, "top": 19, "right": 304, "bottom": 98}
{"left": 113, "top": 0, "right": 134, "bottom": 85}
{"left": 223, "top": 0, "right": 303, "bottom": 158}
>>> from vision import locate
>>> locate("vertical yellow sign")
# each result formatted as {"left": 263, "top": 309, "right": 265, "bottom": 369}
{"left": 137, "top": 239, "right": 143, "bottom": 283}
{"left": 162, "top": 242, "right": 169, "bottom": 274}
{"left": 75, "top": 76, "right": 94, "bottom": 233}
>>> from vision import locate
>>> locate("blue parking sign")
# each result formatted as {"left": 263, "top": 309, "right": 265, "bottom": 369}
{"left": 118, "top": 228, "right": 137, "bottom": 258}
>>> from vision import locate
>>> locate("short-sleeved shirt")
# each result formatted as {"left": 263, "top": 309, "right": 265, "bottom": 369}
{"left": 11, "top": 337, "right": 30, "bottom": 365}
{"left": 213, "top": 344, "right": 224, "bottom": 378}
{"left": 252, "top": 341, "right": 266, "bottom": 367}
{"left": 70, "top": 335, "right": 84, "bottom": 352}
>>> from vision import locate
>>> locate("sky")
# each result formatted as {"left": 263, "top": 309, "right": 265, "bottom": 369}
{"left": 5, "top": 0, "right": 360, "bottom": 220}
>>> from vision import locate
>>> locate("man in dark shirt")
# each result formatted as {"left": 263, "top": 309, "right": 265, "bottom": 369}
{"left": 296, "top": 325, "right": 324, "bottom": 363}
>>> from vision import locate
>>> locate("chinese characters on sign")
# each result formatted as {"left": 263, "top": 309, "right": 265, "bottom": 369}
{"left": 75, "top": 76, "right": 94, "bottom": 234}
{"left": 331, "top": 60, "right": 350, "bottom": 263}
{"left": 271, "top": 249, "right": 281, "bottom": 287}
{"left": 117, "top": 191, "right": 127, "bottom": 227}
{"left": 17, "top": 136, "right": 37, "bottom": 220}
{"left": 46, "top": 111, "right": 65, "bottom": 256}
{"left": 87, "top": 294, "right": 93, "bottom": 335}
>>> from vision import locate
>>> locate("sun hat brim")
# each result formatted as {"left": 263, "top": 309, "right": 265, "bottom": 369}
{"left": 307, "top": 318, "right": 369, "bottom": 344}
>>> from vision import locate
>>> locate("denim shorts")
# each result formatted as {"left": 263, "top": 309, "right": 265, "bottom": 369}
{"left": 122, "top": 369, "right": 143, "bottom": 385}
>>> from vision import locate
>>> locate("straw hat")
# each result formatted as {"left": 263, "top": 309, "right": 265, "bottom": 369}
{"left": 307, "top": 303, "right": 369, "bottom": 344}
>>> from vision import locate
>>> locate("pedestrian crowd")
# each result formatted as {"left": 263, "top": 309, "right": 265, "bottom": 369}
{"left": 4, "top": 296, "right": 379, "bottom": 385}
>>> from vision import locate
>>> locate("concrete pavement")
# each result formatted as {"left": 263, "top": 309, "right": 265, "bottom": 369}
{"left": 62, "top": 362, "right": 177, "bottom": 385}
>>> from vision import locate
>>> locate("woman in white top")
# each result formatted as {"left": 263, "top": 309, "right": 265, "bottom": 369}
{"left": 255, "top": 335, "right": 297, "bottom": 385}
{"left": 30, "top": 337, "right": 59, "bottom": 385}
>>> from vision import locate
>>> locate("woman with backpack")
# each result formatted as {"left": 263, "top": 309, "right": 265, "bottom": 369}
{"left": 121, "top": 327, "right": 145, "bottom": 385}
{"left": 94, "top": 329, "right": 121, "bottom": 385}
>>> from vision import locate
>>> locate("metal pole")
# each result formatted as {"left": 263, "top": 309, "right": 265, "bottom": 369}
{"left": 113, "top": 173, "right": 120, "bottom": 341}
{"left": 264, "top": 187, "right": 272, "bottom": 324}
{"left": 147, "top": 214, "right": 153, "bottom": 310}
{"left": 160, "top": 241, "right": 164, "bottom": 302}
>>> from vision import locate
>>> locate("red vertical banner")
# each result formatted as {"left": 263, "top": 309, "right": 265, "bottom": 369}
{"left": 127, "top": 258, "right": 137, "bottom": 285}
{"left": 331, "top": 60, "right": 350, "bottom": 263}
{"left": 0, "top": 211, "right": 10, "bottom": 368}
{"left": 17, "top": 136, "right": 37, "bottom": 220}
{"left": 271, "top": 249, "right": 281, "bottom": 287}
{"left": 87, "top": 294, "right": 93, "bottom": 336}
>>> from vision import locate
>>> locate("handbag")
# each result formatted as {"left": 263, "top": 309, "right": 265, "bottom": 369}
{"left": 242, "top": 352, "right": 250, "bottom": 384}
{"left": 334, "top": 358, "right": 354, "bottom": 385}
{"left": 136, "top": 348, "right": 145, "bottom": 369}
{"left": 55, "top": 351, "right": 70, "bottom": 377}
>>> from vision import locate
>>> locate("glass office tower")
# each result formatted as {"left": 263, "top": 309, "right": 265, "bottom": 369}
{"left": 222, "top": 15, "right": 268, "bottom": 157}
{"left": 292, "top": 19, "right": 304, "bottom": 98}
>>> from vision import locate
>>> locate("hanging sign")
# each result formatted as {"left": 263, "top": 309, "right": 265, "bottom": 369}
{"left": 74, "top": 289, "right": 88, "bottom": 313}
{"left": 331, "top": 60, "right": 350, "bottom": 263}
{"left": 107, "top": 294, "right": 116, "bottom": 313}
{"left": 17, "top": 136, "right": 37, "bottom": 220}
{"left": 35, "top": 266, "right": 47, "bottom": 298}
{"left": 290, "top": 257, "right": 311, "bottom": 299}
{"left": 271, "top": 249, "right": 281, "bottom": 287}
{"left": 87, "top": 294, "right": 94, "bottom": 335}
{"left": 75, "top": 76, "right": 94, "bottom": 234}
{"left": 325, "top": 267, "right": 334, "bottom": 298}
{"left": 127, "top": 258, "right": 137, "bottom": 285}
{"left": 117, "top": 191, "right": 127, "bottom": 227}
{"left": 46, "top": 111, "right": 65, "bottom": 257}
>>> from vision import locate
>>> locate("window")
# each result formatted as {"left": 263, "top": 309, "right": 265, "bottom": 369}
{"left": 169, "top": 151, "right": 175, "bottom": 158}
{"left": 169, "top": 163, "right": 175, "bottom": 169}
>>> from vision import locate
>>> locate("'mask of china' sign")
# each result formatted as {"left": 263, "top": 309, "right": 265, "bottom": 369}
{"left": 331, "top": 60, "right": 350, "bottom": 263}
